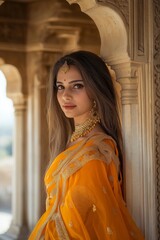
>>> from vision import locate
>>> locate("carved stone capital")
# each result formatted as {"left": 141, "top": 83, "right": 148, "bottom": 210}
{"left": 111, "top": 62, "right": 138, "bottom": 104}
{"left": 111, "top": 61, "right": 139, "bottom": 79}
{"left": 9, "top": 93, "right": 27, "bottom": 111}
{"left": 118, "top": 78, "right": 138, "bottom": 105}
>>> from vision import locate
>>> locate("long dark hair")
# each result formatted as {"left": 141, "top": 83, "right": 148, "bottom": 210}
{"left": 47, "top": 50, "right": 123, "bottom": 169}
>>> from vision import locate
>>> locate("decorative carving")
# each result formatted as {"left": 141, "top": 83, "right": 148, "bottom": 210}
{"left": 0, "top": 22, "right": 26, "bottom": 43}
{"left": 137, "top": 0, "right": 144, "bottom": 55}
{"left": 0, "top": 2, "right": 27, "bottom": 19}
{"left": 111, "top": 62, "right": 138, "bottom": 105}
{"left": 154, "top": 0, "right": 160, "bottom": 238}
{"left": 155, "top": 1, "right": 160, "bottom": 29}
{"left": 9, "top": 93, "right": 27, "bottom": 111}
{"left": 154, "top": 33, "right": 160, "bottom": 73}
{"left": 118, "top": 78, "right": 138, "bottom": 105}
{"left": 97, "top": 0, "right": 129, "bottom": 25}
{"left": 28, "top": 22, "right": 80, "bottom": 45}
{"left": 35, "top": 52, "right": 62, "bottom": 86}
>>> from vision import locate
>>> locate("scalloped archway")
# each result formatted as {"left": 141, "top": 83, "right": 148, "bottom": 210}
{"left": 0, "top": 64, "right": 22, "bottom": 97}
{"left": 66, "top": 0, "right": 129, "bottom": 64}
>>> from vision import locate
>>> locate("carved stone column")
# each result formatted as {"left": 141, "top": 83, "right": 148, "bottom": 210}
{"left": 111, "top": 62, "right": 144, "bottom": 227}
{"left": 112, "top": 59, "right": 156, "bottom": 240}
{"left": 0, "top": 93, "right": 28, "bottom": 240}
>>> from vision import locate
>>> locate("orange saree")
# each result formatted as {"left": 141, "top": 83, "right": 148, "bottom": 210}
{"left": 29, "top": 132, "right": 144, "bottom": 240}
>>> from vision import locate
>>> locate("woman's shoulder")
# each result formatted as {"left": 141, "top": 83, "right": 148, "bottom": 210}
{"left": 84, "top": 132, "right": 120, "bottom": 170}
{"left": 87, "top": 132, "right": 117, "bottom": 151}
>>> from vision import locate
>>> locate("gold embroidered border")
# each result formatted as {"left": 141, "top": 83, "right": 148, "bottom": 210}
{"left": 54, "top": 209, "right": 70, "bottom": 240}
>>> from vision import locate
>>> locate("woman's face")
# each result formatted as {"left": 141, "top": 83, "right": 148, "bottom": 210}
{"left": 56, "top": 65, "right": 93, "bottom": 125}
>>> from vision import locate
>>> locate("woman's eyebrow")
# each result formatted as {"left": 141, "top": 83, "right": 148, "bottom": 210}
{"left": 56, "top": 80, "right": 84, "bottom": 84}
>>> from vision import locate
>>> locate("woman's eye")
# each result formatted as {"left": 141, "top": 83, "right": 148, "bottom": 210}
{"left": 56, "top": 85, "right": 64, "bottom": 90}
{"left": 73, "top": 84, "right": 84, "bottom": 89}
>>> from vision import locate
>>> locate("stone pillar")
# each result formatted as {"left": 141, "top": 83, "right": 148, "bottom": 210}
{"left": 27, "top": 64, "right": 49, "bottom": 231}
{"left": 111, "top": 62, "right": 144, "bottom": 229}
{"left": 0, "top": 94, "right": 28, "bottom": 240}
{"left": 110, "top": 62, "right": 149, "bottom": 233}
{"left": 111, "top": 58, "right": 156, "bottom": 239}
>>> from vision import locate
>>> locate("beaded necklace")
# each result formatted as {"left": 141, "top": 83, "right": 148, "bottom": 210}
{"left": 70, "top": 114, "right": 100, "bottom": 142}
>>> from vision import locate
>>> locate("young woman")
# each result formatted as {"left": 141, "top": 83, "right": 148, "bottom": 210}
{"left": 29, "top": 51, "right": 144, "bottom": 239}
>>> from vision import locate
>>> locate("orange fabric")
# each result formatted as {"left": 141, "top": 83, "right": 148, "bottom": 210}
{"left": 29, "top": 133, "right": 144, "bottom": 240}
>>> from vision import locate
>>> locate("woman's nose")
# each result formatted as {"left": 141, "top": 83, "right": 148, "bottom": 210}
{"left": 62, "top": 88, "right": 72, "bottom": 100}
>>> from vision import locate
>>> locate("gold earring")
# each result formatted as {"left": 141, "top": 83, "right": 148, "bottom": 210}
{"left": 90, "top": 100, "right": 99, "bottom": 119}
{"left": 93, "top": 100, "right": 96, "bottom": 109}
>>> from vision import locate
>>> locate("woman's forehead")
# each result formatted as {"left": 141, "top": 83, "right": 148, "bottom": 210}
{"left": 57, "top": 65, "right": 82, "bottom": 82}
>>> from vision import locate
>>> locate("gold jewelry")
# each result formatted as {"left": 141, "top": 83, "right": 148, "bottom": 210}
{"left": 70, "top": 101, "right": 100, "bottom": 142}
{"left": 60, "top": 61, "right": 70, "bottom": 73}
{"left": 93, "top": 100, "right": 96, "bottom": 108}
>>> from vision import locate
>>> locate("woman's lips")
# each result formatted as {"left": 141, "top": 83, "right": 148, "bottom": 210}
{"left": 62, "top": 105, "right": 76, "bottom": 110}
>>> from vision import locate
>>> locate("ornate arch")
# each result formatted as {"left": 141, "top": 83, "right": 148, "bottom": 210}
{"left": 0, "top": 63, "right": 22, "bottom": 96}
{"left": 66, "top": 0, "right": 129, "bottom": 63}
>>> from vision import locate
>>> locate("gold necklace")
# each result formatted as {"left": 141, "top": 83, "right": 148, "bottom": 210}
{"left": 70, "top": 115, "right": 100, "bottom": 142}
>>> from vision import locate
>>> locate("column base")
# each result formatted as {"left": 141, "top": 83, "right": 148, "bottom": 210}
{"left": 0, "top": 224, "right": 29, "bottom": 240}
